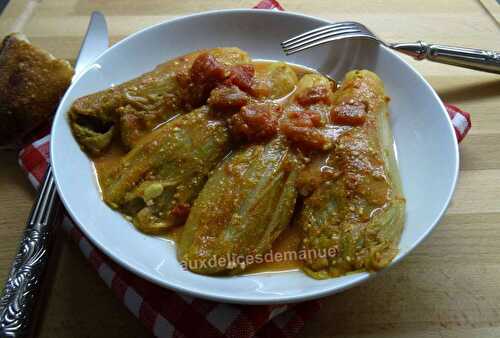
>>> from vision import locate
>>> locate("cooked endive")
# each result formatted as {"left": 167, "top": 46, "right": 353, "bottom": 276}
{"left": 67, "top": 45, "right": 407, "bottom": 279}
{"left": 69, "top": 47, "right": 250, "bottom": 154}
{"left": 298, "top": 70, "right": 405, "bottom": 279}
{"left": 252, "top": 61, "right": 299, "bottom": 99}
{"left": 178, "top": 137, "right": 302, "bottom": 274}
{"left": 99, "top": 106, "right": 230, "bottom": 234}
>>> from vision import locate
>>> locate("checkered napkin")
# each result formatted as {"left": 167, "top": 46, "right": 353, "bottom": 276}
{"left": 17, "top": 1, "right": 471, "bottom": 337}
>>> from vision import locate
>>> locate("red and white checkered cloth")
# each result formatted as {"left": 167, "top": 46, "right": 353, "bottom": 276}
{"left": 17, "top": 1, "right": 471, "bottom": 337}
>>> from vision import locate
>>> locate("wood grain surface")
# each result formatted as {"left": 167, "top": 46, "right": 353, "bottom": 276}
{"left": 1, "top": 1, "right": 499, "bottom": 337}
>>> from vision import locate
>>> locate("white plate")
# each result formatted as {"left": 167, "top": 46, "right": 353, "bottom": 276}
{"left": 51, "top": 9, "right": 459, "bottom": 304}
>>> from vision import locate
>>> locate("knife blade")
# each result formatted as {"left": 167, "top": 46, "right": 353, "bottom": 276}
{"left": 0, "top": 11, "right": 109, "bottom": 337}
{"left": 75, "top": 12, "right": 109, "bottom": 76}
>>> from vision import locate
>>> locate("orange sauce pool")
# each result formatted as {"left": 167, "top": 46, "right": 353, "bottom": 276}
{"left": 92, "top": 61, "right": 321, "bottom": 274}
{"left": 92, "top": 142, "right": 126, "bottom": 190}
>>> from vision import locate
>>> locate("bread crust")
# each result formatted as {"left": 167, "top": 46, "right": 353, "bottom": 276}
{"left": 0, "top": 33, "right": 74, "bottom": 145}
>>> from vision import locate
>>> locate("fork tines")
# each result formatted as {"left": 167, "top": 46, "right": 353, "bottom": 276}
{"left": 281, "top": 21, "right": 373, "bottom": 55}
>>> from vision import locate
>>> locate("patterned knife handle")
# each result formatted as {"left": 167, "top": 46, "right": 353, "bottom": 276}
{"left": 0, "top": 166, "right": 62, "bottom": 337}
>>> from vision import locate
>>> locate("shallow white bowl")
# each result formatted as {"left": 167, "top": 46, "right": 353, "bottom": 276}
{"left": 51, "top": 9, "right": 459, "bottom": 304}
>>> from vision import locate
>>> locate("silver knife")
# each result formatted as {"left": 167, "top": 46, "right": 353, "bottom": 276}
{"left": 0, "top": 11, "right": 109, "bottom": 337}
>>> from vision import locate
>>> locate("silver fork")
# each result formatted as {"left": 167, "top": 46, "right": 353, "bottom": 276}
{"left": 281, "top": 21, "right": 500, "bottom": 74}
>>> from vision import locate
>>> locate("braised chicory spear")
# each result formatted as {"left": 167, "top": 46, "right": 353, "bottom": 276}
{"left": 178, "top": 136, "right": 302, "bottom": 274}
{"left": 69, "top": 47, "right": 251, "bottom": 155}
{"left": 297, "top": 70, "right": 405, "bottom": 279}
{"left": 99, "top": 106, "right": 230, "bottom": 234}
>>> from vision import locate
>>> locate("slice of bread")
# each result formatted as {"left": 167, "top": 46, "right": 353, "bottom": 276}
{"left": 0, "top": 33, "right": 74, "bottom": 147}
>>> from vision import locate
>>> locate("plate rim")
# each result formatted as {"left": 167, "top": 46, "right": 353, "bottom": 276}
{"left": 51, "top": 8, "right": 460, "bottom": 304}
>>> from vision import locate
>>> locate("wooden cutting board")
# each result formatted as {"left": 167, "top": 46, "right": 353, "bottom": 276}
{"left": 1, "top": 1, "right": 500, "bottom": 337}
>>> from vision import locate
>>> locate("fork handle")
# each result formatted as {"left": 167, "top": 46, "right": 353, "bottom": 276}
{"left": 391, "top": 41, "right": 500, "bottom": 74}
